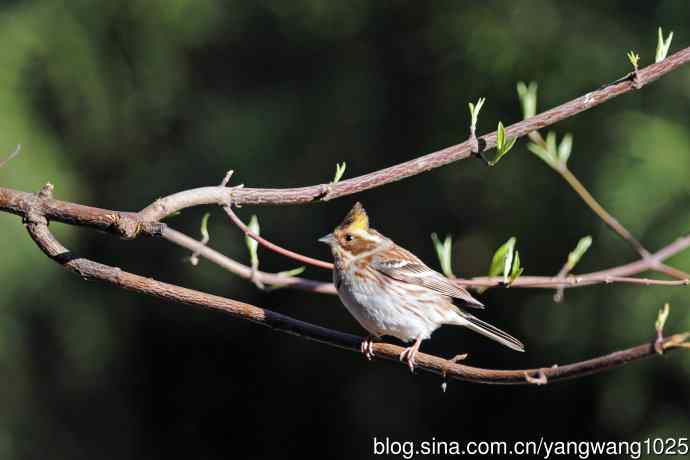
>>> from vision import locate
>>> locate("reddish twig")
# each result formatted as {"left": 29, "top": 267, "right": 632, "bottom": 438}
{"left": 223, "top": 205, "right": 333, "bottom": 270}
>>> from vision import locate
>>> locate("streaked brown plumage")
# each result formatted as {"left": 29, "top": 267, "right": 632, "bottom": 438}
{"left": 319, "top": 202, "right": 524, "bottom": 371}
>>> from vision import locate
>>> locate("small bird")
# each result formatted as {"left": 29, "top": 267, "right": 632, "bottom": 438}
{"left": 319, "top": 202, "right": 524, "bottom": 371}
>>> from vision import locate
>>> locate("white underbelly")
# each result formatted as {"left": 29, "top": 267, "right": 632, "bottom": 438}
{"left": 335, "top": 270, "right": 454, "bottom": 342}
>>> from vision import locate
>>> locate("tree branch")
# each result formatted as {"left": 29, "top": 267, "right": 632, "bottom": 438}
{"left": 2, "top": 186, "right": 688, "bottom": 294}
{"left": 22, "top": 193, "right": 690, "bottom": 386}
{"left": 136, "top": 47, "right": 690, "bottom": 220}
{"left": 165, "top": 223, "right": 689, "bottom": 292}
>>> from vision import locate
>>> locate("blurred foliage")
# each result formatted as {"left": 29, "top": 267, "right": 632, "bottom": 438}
{"left": 1, "top": 1, "right": 689, "bottom": 459}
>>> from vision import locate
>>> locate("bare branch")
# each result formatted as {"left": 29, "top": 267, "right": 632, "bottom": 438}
{"left": 2, "top": 187, "right": 688, "bottom": 294}
{"left": 170, "top": 222, "right": 689, "bottom": 292}
{"left": 23, "top": 206, "right": 690, "bottom": 386}
{"left": 136, "top": 46, "right": 690, "bottom": 221}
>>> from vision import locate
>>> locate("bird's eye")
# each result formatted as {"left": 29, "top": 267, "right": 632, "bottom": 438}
{"left": 345, "top": 234, "right": 353, "bottom": 242}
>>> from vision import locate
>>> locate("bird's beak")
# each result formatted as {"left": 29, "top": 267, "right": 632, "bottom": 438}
{"left": 318, "top": 233, "right": 335, "bottom": 245}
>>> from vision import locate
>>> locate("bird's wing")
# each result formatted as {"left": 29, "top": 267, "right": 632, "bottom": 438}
{"left": 370, "top": 247, "right": 484, "bottom": 309}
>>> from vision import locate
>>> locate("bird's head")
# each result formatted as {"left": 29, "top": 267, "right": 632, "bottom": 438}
{"left": 319, "top": 202, "right": 381, "bottom": 256}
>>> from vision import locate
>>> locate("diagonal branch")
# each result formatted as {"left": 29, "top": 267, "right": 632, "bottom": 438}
{"left": 138, "top": 47, "right": 690, "bottom": 221}
{"left": 556, "top": 165, "right": 688, "bottom": 281}
{"left": 23, "top": 195, "right": 690, "bottom": 386}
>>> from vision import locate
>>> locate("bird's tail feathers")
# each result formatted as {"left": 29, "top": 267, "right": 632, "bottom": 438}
{"left": 455, "top": 312, "right": 525, "bottom": 352}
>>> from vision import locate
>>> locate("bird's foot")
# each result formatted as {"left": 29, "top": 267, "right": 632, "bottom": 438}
{"left": 360, "top": 336, "right": 375, "bottom": 361}
{"left": 399, "top": 337, "right": 423, "bottom": 373}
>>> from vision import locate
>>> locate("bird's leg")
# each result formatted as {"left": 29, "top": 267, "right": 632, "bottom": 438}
{"left": 360, "top": 336, "right": 376, "bottom": 361}
{"left": 399, "top": 336, "right": 423, "bottom": 373}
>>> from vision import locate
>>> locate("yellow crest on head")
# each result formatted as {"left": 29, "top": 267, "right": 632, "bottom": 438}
{"left": 338, "top": 202, "right": 369, "bottom": 231}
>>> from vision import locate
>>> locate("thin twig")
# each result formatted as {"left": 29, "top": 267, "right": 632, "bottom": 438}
{"left": 0, "top": 144, "right": 21, "bottom": 169}
{"left": 223, "top": 204, "right": 333, "bottom": 270}
{"left": 164, "top": 227, "right": 336, "bottom": 294}
{"left": 23, "top": 207, "right": 690, "bottom": 385}
{"left": 558, "top": 167, "right": 648, "bottom": 257}
{"left": 188, "top": 213, "right": 211, "bottom": 266}
{"left": 557, "top": 166, "right": 688, "bottom": 281}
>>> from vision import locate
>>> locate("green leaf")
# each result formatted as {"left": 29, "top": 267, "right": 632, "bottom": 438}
{"left": 508, "top": 251, "right": 524, "bottom": 285}
{"left": 565, "top": 235, "right": 592, "bottom": 271}
{"left": 431, "top": 233, "right": 455, "bottom": 278}
{"left": 488, "top": 237, "right": 516, "bottom": 283}
{"left": 528, "top": 131, "right": 568, "bottom": 169}
{"left": 332, "top": 162, "right": 347, "bottom": 184}
{"left": 655, "top": 27, "right": 674, "bottom": 63}
{"left": 264, "top": 266, "right": 307, "bottom": 291}
{"left": 655, "top": 302, "right": 670, "bottom": 333}
{"left": 245, "top": 215, "right": 260, "bottom": 271}
{"left": 627, "top": 50, "right": 640, "bottom": 69}
{"left": 489, "top": 121, "right": 517, "bottom": 166}
{"left": 277, "top": 266, "right": 306, "bottom": 277}
{"left": 546, "top": 131, "right": 557, "bottom": 158}
{"left": 468, "top": 97, "right": 486, "bottom": 130}
{"left": 496, "top": 120, "right": 505, "bottom": 148}
{"left": 527, "top": 141, "right": 555, "bottom": 168}
{"left": 199, "top": 212, "right": 211, "bottom": 242}
{"left": 526, "top": 142, "right": 549, "bottom": 162}
{"left": 558, "top": 133, "right": 573, "bottom": 165}
{"left": 516, "top": 81, "right": 538, "bottom": 119}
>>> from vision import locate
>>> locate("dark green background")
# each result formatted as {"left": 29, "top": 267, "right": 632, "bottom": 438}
{"left": 1, "top": 1, "right": 689, "bottom": 459}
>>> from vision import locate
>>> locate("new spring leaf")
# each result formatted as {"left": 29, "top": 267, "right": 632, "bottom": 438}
{"left": 332, "top": 162, "right": 347, "bottom": 184}
{"left": 565, "top": 236, "right": 592, "bottom": 271}
{"left": 431, "top": 233, "right": 455, "bottom": 278}
{"left": 656, "top": 27, "right": 673, "bottom": 63}
{"left": 488, "top": 237, "right": 523, "bottom": 286}
{"left": 245, "top": 215, "right": 261, "bottom": 271}
{"left": 264, "top": 266, "right": 307, "bottom": 291}
{"left": 468, "top": 97, "right": 486, "bottom": 132}
{"left": 516, "top": 81, "right": 538, "bottom": 119}
{"left": 489, "top": 121, "right": 517, "bottom": 166}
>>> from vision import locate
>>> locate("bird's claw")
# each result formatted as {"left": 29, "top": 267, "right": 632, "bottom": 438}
{"left": 399, "top": 347, "right": 417, "bottom": 372}
{"left": 360, "top": 337, "right": 375, "bottom": 360}
{"left": 399, "top": 337, "right": 423, "bottom": 373}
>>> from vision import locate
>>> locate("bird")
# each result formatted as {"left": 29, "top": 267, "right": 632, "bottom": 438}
{"left": 319, "top": 202, "right": 524, "bottom": 372}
